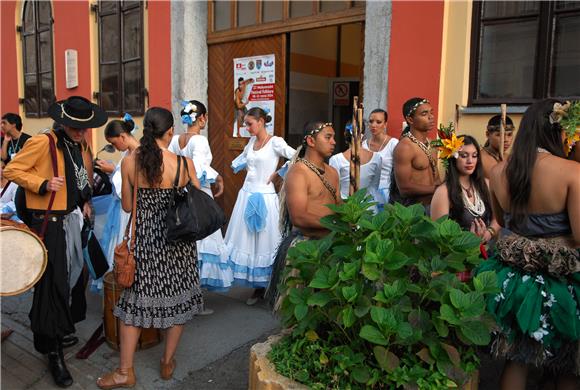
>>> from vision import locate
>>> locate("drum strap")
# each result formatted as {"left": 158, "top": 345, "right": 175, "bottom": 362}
{"left": 38, "top": 134, "right": 58, "bottom": 240}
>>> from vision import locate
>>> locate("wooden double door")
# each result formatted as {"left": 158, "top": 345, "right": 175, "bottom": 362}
{"left": 208, "top": 35, "right": 287, "bottom": 217}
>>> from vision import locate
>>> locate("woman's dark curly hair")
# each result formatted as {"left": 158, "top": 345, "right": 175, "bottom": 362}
{"left": 137, "top": 107, "right": 174, "bottom": 186}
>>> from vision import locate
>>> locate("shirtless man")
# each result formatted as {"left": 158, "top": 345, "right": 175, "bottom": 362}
{"left": 264, "top": 121, "right": 339, "bottom": 307}
{"left": 480, "top": 114, "right": 515, "bottom": 179}
{"left": 234, "top": 77, "right": 254, "bottom": 132}
{"left": 285, "top": 121, "right": 340, "bottom": 238}
{"left": 390, "top": 97, "right": 440, "bottom": 210}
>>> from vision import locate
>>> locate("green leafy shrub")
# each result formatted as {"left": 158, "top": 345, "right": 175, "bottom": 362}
{"left": 269, "top": 191, "right": 498, "bottom": 389}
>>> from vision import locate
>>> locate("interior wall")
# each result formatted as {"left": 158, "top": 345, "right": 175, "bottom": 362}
{"left": 287, "top": 24, "right": 362, "bottom": 147}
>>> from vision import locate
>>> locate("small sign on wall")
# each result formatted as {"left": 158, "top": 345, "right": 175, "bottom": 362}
{"left": 65, "top": 49, "right": 78, "bottom": 89}
{"left": 333, "top": 82, "right": 350, "bottom": 106}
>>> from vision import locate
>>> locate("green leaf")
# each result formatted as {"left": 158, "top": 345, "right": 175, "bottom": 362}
{"left": 374, "top": 346, "right": 400, "bottom": 373}
{"left": 288, "top": 288, "right": 304, "bottom": 305}
{"left": 473, "top": 271, "right": 499, "bottom": 294}
{"left": 452, "top": 232, "right": 482, "bottom": 251}
{"left": 444, "top": 252, "right": 468, "bottom": 271}
{"left": 307, "top": 291, "right": 332, "bottom": 307}
{"left": 440, "top": 304, "right": 461, "bottom": 325}
{"left": 351, "top": 366, "right": 370, "bottom": 384}
{"left": 396, "top": 322, "right": 413, "bottom": 340}
{"left": 439, "top": 219, "right": 463, "bottom": 238}
{"left": 362, "top": 263, "right": 381, "bottom": 281}
{"left": 308, "top": 268, "right": 331, "bottom": 288}
{"left": 449, "top": 289, "right": 468, "bottom": 309}
{"left": 294, "top": 304, "right": 308, "bottom": 321}
{"left": 408, "top": 310, "right": 430, "bottom": 331}
{"left": 319, "top": 351, "right": 329, "bottom": 365}
{"left": 339, "top": 261, "right": 359, "bottom": 281}
{"left": 342, "top": 306, "right": 356, "bottom": 328}
{"left": 383, "top": 280, "right": 408, "bottom": 300}
{"left": 342, "top": 285, "right": 358, "bottom": 303}
{"left": 461, "top": 320, "right": 491, "bottom": 345}
{"left": 410, "top": 219, "right": 437, "bottom": 239}
{"left": 354, "top": 296, "right": 371, "bottom": 318}
{"left": 384, "top": 251, "right": 409, "bottom": 271}
{"left": 294, "top": 369, "right": 309, "bottom": 382}
{"left": 449, "top": 289, "right": 485, "bottom": 317}
{"left": 360, "top": 325, "right": 388, "bottom": 346}
{"left": 432, "top": 317, "right": 449, "bottom": 337}
{"left": 376, "top": 239, "right": 394, "bottom": 260}
{"left": 332, "top": 244, "right": 356, "bottom": 259}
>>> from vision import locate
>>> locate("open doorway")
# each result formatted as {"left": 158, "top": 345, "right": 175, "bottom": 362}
{"left": 286, "top": 23, "right": 364, "bottom": 151}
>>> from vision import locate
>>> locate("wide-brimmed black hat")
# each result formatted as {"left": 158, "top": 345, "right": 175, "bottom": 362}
{"left": 48, "top": 96, "right": 108, "bottom": 129}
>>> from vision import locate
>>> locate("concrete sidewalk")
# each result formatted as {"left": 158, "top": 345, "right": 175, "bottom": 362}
{"left": 1, "top": 287, "right": 280, "bottom": 390}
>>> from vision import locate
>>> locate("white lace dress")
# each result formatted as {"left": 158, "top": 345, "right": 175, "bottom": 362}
{"left": 362, "top": 138, "right": 399, "bottom": 206}
{"left": 169, "top": 134, "right": 233, "bottom": 290}
{"left": 225, "top": 136, "right": 296, "bottom": 287}
{"left": 329, "top": 152, "right": 382, "bottom": 212}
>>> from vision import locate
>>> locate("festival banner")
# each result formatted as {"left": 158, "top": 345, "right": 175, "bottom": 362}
{"left": 233, "top": 54, "right": 275, "bottom": 137}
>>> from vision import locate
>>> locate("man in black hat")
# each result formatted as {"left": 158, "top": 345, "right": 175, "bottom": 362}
{"left": 4, "top": 96, "right": 107, "bottom": 387}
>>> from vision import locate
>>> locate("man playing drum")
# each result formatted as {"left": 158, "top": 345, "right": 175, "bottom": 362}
{"left": 4, "top": 96, "right": 107, "bottom": 388}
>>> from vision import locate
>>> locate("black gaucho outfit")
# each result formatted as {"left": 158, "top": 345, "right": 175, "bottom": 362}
{"left": 27, "top": 131, "right": 92, "bottom": 353}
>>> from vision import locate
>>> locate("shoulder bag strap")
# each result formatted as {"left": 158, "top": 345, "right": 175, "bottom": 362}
{"left": 38, "top": 133, "right": 58, "bottom": 240}
{"left": 128, "top": 158, "right": 138, "bottom": 254}
{"left": 0, "top": 181, "right": 11, "bottom": 197}
{"left": 180, "top": 156, "right": 192, "bottom": 185}
{"left": 173, "top": 154, "right": 182, "bottom": 189}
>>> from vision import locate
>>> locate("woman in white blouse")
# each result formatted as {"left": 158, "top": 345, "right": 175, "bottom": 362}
{"left": 226, "top": 107, "right": 296, "bottom": 305}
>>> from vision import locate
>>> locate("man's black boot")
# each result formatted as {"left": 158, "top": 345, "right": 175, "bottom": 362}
{"left": 61, "top": 334, "right": 78, "bottom": 349}
{"left": 47, "top": 345, "right": 73, "bottom": 388}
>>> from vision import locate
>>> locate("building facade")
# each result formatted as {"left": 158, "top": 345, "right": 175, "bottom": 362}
{"left": 2, "top": 0, "right": 579, "bottom": 214}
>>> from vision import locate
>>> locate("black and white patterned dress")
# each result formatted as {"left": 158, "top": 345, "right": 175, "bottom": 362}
{"left": 114, "top": 188, "right": 203, "bottom": 328}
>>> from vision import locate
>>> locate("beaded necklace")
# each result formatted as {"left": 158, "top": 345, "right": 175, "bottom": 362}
{"left": 404, "top": 132, "right": 437, "bottom": 177}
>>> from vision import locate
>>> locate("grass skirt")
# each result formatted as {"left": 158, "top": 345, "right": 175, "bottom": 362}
{"left": 476, "top": 234, "right": 580, "bottom": 375}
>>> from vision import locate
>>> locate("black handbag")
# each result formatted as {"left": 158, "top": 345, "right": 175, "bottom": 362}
{"left": 82, "top": 220, "right": 109, "bottom": 279}
{"left": 166, "top": 156, "right": 226, "bottom": 242}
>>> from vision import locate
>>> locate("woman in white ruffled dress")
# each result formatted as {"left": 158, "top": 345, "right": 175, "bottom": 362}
{"left": 362, "top": 109, "right": 398, "bottom": 208}
{"left": 226, "top": 107, "right": 296, "bottom": 305}
{"left": 94, "top": 115, "right": 139, "bottom": 291}
{"left": 169, "top": 100, "right": 232, "bottom": 307}
{"left": 329, "top": 127, "right": 382, "bottom": 212}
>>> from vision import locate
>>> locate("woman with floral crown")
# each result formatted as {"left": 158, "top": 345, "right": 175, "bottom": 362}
{"left": 430, "top": 129, "right": 501, "bottom": 244}
{"left": 476, "top": 99, "right": 580, "bottom": 389}
{"left": 226, "top": 107, "right": 296, "bottom": 305}
{"left": 168, "top": 100, "right": 232, "bottom": 310}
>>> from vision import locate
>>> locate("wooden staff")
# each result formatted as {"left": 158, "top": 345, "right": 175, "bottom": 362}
{"left": 500, "top": 104, "right": 507, "bottom": 160}
{"left": 349, "top": 97, "right": 363, "bottom": 196}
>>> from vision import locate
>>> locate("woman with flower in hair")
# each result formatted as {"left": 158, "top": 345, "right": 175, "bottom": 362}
{"left": 430, "top": 131, "right": 500, "bottom": 244}
{"left": 476, "top": 99, "right": 580, "bottom": 389}
{"left": 168, "top": 100, "right": 232, "bottom": 305}
{"left": 226, "top": 107, "right": 296, "bottom": 305}
{"left": 96, "top": 114, "right": 140, "bottom": 282}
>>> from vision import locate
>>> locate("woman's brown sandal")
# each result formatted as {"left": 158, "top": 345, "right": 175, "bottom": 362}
{"left": 160, "top": 358, "right": 176, "bottom": 380}
{"left": 96, "top": 367, "right": 136, "bottom": 389}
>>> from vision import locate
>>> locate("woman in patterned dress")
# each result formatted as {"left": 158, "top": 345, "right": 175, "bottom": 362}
{"left": 97, "top": 107, "right": 203, "bottom": 388}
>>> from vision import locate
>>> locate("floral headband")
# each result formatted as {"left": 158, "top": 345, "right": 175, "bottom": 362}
{"left": 431, "top": 122, "right": 464, "bottom": 167}
{"left": 405, "top": 99, "right": 430, "bottom": 118}
{"left": 122, "top": 113, "right": 138, "bottom": 134}
{"left": 303, "top": 122, "right": 332, "bottom": 141}
{"left": 180, "top": 100, "right": 199, "bottom": 125}
{"left": 551, "top": 101, "right": 580, "bottom": 156}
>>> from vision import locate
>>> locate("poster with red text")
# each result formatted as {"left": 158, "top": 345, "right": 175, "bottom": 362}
{"left": 233, "top": 54, "right": 275, "bottom": 137}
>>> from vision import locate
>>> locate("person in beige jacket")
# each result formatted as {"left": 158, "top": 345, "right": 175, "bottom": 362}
{"left": 4, "top": 96, "right": 107, "bottom": 388}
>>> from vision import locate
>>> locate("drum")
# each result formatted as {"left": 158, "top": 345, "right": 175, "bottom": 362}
{"left": 0, "top": 224, "right": 47, "bottom": 296}
{"left": 103, "top": 272, "right": 162, "bottom": 350}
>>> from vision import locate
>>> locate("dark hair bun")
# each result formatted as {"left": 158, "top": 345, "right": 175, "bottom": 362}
{"left": 265, "top": 115, "right": 272, "bottom": 124}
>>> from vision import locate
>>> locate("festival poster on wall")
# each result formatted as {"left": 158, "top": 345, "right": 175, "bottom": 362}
{"left": 233, "top": 54, "right": 275, "bottom": 137}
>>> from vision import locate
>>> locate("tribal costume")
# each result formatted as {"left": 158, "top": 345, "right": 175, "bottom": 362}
{"left": 476, "top": 213, "right": 580, "bottom": 375}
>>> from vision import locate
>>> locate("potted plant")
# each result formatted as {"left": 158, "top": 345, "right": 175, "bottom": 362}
{"left": 267, "top": 191, "right": 498, "bottom": 389}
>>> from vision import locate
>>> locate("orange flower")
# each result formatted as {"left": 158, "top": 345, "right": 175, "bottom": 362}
{"left": 439, "top": 133, "right": 465, "bottom": 159}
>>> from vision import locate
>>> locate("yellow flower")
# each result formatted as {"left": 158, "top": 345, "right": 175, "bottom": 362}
{"left": 565, "top": 131, "right": 580, "bottom": 155}
{"left": 439, "top": 133, "right": 464, "bottom": 159}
